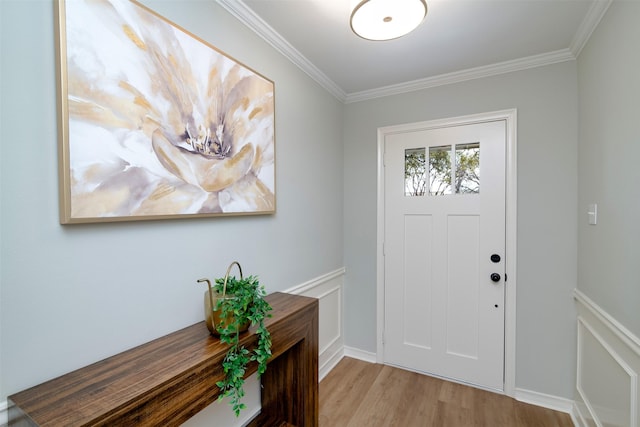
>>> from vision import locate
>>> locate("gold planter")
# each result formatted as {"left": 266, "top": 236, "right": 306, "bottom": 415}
{"left": 199, "top": 261, "right": 251, "bottom": 336}
{"left": 204, "top": 290, "right": 250, "bottom": 335}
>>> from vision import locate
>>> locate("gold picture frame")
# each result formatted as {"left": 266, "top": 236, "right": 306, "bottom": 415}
{"left": 55, "top": 0, "right": 275, "bottom": 224}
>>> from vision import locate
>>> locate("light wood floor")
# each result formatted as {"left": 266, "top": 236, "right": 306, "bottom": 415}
{"left": 319, "top": 357, "right": 573, "bottom": 427}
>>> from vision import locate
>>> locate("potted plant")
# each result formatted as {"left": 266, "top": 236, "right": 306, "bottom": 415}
{"left": 198, "top": 261, "right": 272, "bottom": 416}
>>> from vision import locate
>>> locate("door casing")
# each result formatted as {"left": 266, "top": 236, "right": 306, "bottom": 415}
{"left": 376, "top": 109, "right": 517, "bottom": 396}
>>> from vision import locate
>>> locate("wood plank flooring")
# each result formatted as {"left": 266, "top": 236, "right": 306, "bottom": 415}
{"left": 319, "top": 357, "right": 573, "bottom": 427}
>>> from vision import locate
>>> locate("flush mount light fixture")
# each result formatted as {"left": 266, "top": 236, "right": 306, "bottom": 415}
{"left": 350, "top": 0, "right": 427, "bottom": 41}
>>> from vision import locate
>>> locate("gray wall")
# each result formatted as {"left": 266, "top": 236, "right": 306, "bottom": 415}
{"left": 5, "top": 0, "right": 633, "bottom": 413}
{"left": 343, "top": 62, "right": 579, "bottom": 398}
{"left": 577, "top": 1, "right": 640, "bottom": 337}
{"left": 0, "top": 0, "right": 344, "bottom": 401}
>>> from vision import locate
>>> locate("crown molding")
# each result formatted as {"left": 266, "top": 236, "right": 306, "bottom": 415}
{"left": 345, "top": 49, "right": 575, "bottom": 103}
{"left": 217, "top": 0, "right": 609, "bottom": 104}
{"left": 216, "top": 0, "right": 347, "bottom": 102}
{"left": 569, "top": 0, "right": 612, "bottom": 57}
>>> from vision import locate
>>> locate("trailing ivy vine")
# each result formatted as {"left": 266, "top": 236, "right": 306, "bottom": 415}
{"left": 213, "top": 275, "right": 272, "bottom": 416}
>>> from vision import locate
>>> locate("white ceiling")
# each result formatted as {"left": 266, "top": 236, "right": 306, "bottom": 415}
{"left": 217, "top": 0, "right": 611, "bottom": 102}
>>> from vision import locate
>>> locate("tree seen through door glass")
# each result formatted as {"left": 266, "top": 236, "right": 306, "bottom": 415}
{"left": 404, "top": 143, "right": 480, "bottom": 196}
{"left": 429, "top": 146, "right": 453, "bottom": 195}
{"left": 404, "top": 148, "right": 427, "bottom": 196}
{"left": 455, "top": 142, "right": 480, "bottom": 194}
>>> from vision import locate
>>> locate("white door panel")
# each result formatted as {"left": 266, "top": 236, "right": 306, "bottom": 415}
{"left": 384, "top": 120, "right": 506, "bottom": 391}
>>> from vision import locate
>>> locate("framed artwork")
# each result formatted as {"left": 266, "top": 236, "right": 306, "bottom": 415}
{"left": 55, "top": 0, "right": 275, "bottom": 224}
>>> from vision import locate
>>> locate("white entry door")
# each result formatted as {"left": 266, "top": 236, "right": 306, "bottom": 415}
{"left": 383, "top": 120, "right": 506, "bottom": 391}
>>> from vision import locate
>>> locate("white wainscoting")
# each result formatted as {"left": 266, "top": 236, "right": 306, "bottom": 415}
{"left": 0, "top": 400, "right": 7, "bottom": 427}
{"left": 285, "top": 267, "right": 345, "bottom": 380}
{"left": 574, "top": 289, "right": 640, "bottom": 427}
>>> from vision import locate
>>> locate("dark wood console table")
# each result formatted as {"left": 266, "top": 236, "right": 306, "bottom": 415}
{"left": 8, "top": 292, "right": 318, "bottom": 427}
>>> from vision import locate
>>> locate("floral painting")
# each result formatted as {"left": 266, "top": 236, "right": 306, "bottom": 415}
{"left": 56, "top": 0, "right": 275, "bottom": 223}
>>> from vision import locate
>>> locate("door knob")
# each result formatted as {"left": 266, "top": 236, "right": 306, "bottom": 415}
{"left": 490, "top": 273, "right": 501, "bottom": 282}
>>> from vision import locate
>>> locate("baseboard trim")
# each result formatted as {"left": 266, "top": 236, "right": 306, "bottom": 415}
{"left": 319, "top": 347, "right": 344, "bottom": 381}
{"left": 514, "top": 388, "right": 575, "bottom": 414}
{"left": 343, "top": 346, "right": 377, "bottom": 364}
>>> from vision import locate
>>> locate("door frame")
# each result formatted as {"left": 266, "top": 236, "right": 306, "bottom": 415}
{"left": 376, "top": 109, "right": 517, "bottom": 396}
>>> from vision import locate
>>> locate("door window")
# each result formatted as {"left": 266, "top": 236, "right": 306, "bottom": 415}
{"left": 404, "top": 148, "right": 427, "bottom": 196}
{"left": 404, "top": 143, "right": 480, "bottom": 197}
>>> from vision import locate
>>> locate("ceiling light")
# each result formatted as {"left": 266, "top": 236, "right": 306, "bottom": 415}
{"left": 350, "top": 0, "right": 427, "bottom": 41}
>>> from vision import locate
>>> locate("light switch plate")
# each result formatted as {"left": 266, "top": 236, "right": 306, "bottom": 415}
{"left": 588, "top": 203, "right": 597, "bottom": 225}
